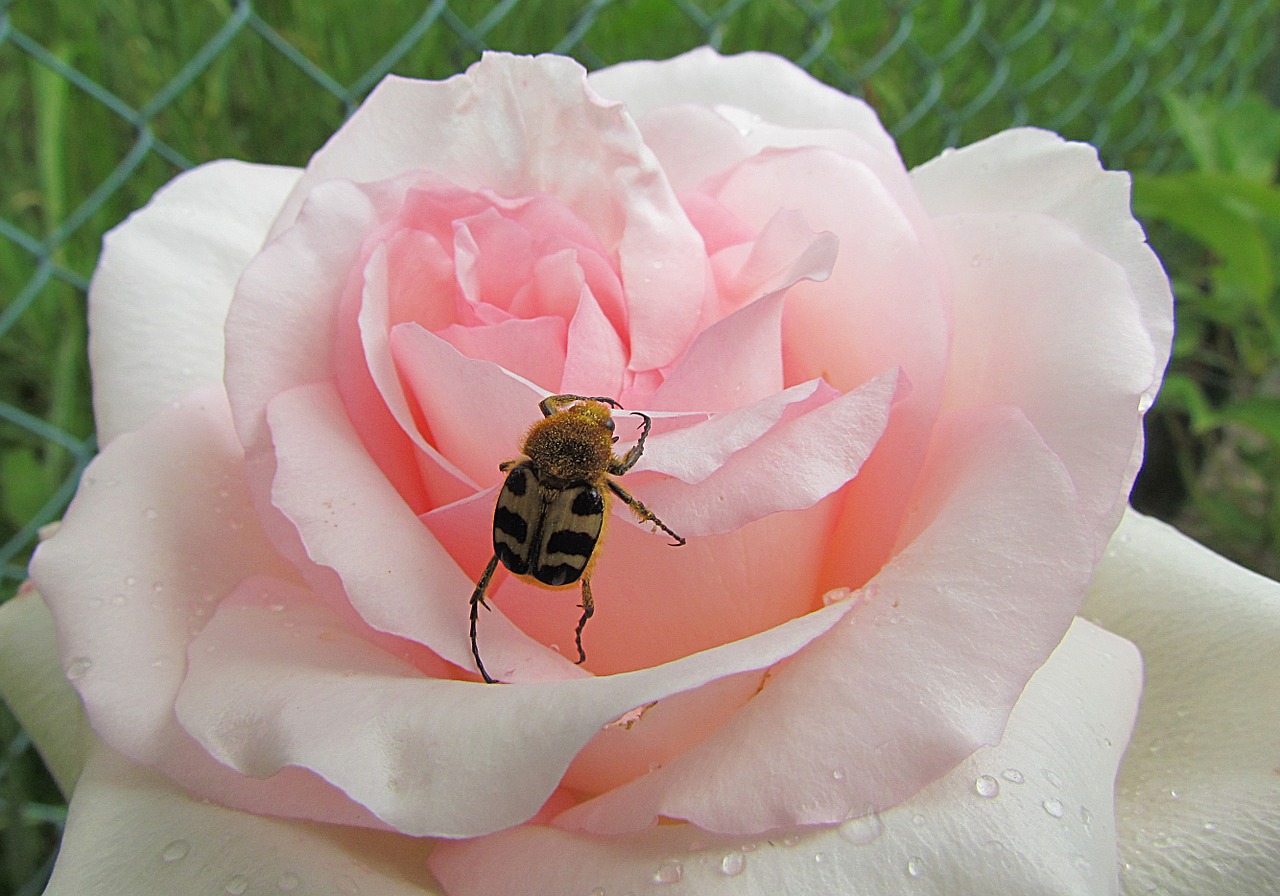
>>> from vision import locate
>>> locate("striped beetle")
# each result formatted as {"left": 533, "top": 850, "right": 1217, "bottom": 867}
{"left": 469, "top": 394, "right": 685, "bottom": 683}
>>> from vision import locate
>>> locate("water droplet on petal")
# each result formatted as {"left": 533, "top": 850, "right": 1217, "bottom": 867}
{"left": 160, "top": 839, "right": 190, "bottom": 862}
{"left": 125, "top": 576, "right": 138, "bottom": 587}
{"left": 334, "top": 874, "right": 360, "bottom": 895}
{"left": 589, "top": 888, "right": 606, "bottom": 896}
{"left": 224, "top": 874, "right": 249, "bottom": 895}
{"left": 1072, "top": 854, "right": 1091, "bottom": 871}
{"left": 1043, "top": 798, "right": 1065, "bottom": 818}
{"left": 813, "top": 852, "right": 827, "bottom": 864}
{"left": 975, "top": 775, "right": 1000, "bottom": 798}
{"left": 1203, "top": 821, "right": 1218, "bottom": 832}
{"left": 144, "top": 508, "right": 158, "bottom": 520}
{"left": 780, "top": 835, "right": 801, "bottom": 847}
{"left": 906, "top": 856, "right": 925, "bottom": 878}
{"left": 652, "top": 860, "right": 683, "bottom": 884}
{"left": 911, "top": 813, "right": 926, "bottom": 827}
{"left": 110, "top": 593, "right": 127, "bottom": 607}
{"left": 277, "top": 872, "right": 300, "bottom": 891}
{"left": 1043, "top": 769, "right": 1064, "bottom": 788}
{"left": 720, "top": 851, "right": 746, "bottom": 877}
{"left": 1001, "top": 768, "right": 1025, "bottom": 784}
{"left": 839, "top": 812, "right": 883, "bottom": 845}
{"left": 1081, "top": 807, "right": 1093, "bottom": 826}
{"left": 65, "top": 658, "right": 92, "bottom": 680}
{"left": 832, "top": 769, "right": 845, "bottom": 781}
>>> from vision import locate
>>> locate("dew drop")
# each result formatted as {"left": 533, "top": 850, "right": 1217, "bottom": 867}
{"left": 277, "top": 872, "right": 300, "bottom": 891}
{"left": 144, "top": 507, "right": 159, "bottom": 520}
{"left": 1043, "top": 798, "right": 1065, "bottom": 818}
{"left": 64, "top": 657, "right": 92, "bottom": 680}
{"left": 110, "top": 593, "right": 127, "bottom": 607}
{"left": 1071, "top": 854, "right": 1091, "bottom": 871}
{"left": 974, "top": 775, "right": 1000, "bottom": 798}
{"left": 652, "top": 860, "right": 683, "bottom": 884}
{"left": 223, "top": 874, "right": 249, "bottom": 895}
{"left": 832, "top": 769, "right": 846, "bottom": 781}
{"left": 589, "top": 889, "right": 605, "bottom": 896}
{"left": 1081, "top": 807, "right": 1093, "bottom": 826}
{"left": 839, "top": 812, "right": 883, "bottom": 845}
{"left": 911, "top": 813, "right": 926, "bottom": 827}
{"left": 780, "top": 835, "right": 801, "bottom": 847}
{"left": 906, "top": 856, "right": 925, "bottom": 879}
{"left": 813, "top": 852, "right": 827, "bottom": 864}
{"left": 1043, "top": 769, "right": 1064, "bottom": 788}
{"left": 1203, "top": 821, "right": 1218, "bottom": 832}
{"left": 1001, "top": 768, "right": 1025, "bottom": 784}
{"left": 160, "top": 839, "right": 190, "bottom": 862}
{"left": 125, "top": 576, "right": 138, "bottom": 587}
{"left": 719, "top": 851, "right": 746, "bottom": 877}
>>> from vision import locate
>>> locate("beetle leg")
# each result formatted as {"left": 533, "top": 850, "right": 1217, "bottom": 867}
{"left": 607, "top": 479, "right": 686, "bottom": 546}
{"left": 470, "top": 554, "right": 501, "bottom": 684}
{"left": 540, "top": 394, "right": 623, "bottom": 417}
{"left": 609, "top": 412, "right": 652, "bottom": 474}
{"left": 575, "top": 576, "right": 595, "bottom": 665}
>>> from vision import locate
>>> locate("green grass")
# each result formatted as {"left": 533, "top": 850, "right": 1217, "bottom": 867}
{"left": 1, "top": 1, "right": 1277, "bottom": 892}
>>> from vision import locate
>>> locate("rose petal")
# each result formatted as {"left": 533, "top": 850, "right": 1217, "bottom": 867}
{"left": 390, "top": 322, "right": 546, "bottom": 487}
{"left": 273, "top": 54, "right": 706, "bottom": 371}
{"left": 633, "top": 369, "right": 899, "bottom": 537}
{"left": 911, "top": 129, "right": 1173, "bottom": 408}
{"left": 175, "top": 578, "right": 856, "bottom": 837}
{"left": 431, "top": 617, "right": 1141, "bottom": 896}
{"left": 45, "top": 744, "right": 440, "bottom": 896}
{"left": 561, "top": 288, "right": 627, "bottom": 398}
{"left": 265, "top": 379, "right": 568, "bottom": 680}
{"left": 28, "top": 386, "right": 384, "bottom": 827}
{"left": 1084, "top": 511, "right": 1280, "bottom": 895}
{"left": 929, "top": 210, "right": 1157, "bottom": 554}
{"left": 88, "top": 160, "right": 299, "bottom": 443}
{"left": 0, "top": 589, "right": 89, "bottom": 793}
{"left": 554, "top": 405, "right": 1090, "bottom": 834}
{"left": 589, "top": 47, "right": 899, "bottom": 163}
{"left": 912, "top": 130, "right": 1172, "bottom": 547}
{"left": 225, "top": 177, "right": 382, "bottom": 453}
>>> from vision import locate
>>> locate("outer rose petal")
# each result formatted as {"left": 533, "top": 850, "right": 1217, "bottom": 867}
{"left": 431, "top": 618, "right": 1142, "bottom": 896}
{"left": 0, "top": 590, "right": 88, "bottom": 793}
{"left": 553, "top": 406, "right": 1091, "bottom": 835}
{"left": 88, "top": 160, "right": 300, "bottom": 443}
{"left": 913, "top": 130, "right": 1168, "bottom": 549}
{"left": 1084, "top": 511, "right": 1280, "bottom": 895}
{"left": 175, "top": 580, "right": 856, "bottom": 837}
{"left": 588, "top": 47, "right": 900, "bottom": 163}
{"left": 50, "top": 747, "right": 441, "bottom": 896}
{"left": 910, "top": 129, "right": 1173, "bottom": 406}
{"left": 28, "top": 386, "right": 386, "bottom": 828}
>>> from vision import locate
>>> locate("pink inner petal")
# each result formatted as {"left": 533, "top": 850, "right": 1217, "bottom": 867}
{"left": 435, "top": 316, "right": 568, "bottom": 391}
{"left": 632, "top": 369, "right": 901, "bottom": 536}
{"left": 560, "top": 289, "right": 627, "bottom": 397}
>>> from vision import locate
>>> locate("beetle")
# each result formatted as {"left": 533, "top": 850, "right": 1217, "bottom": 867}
{"left": 469, "top": 393, "right": 685, "bottom": 683}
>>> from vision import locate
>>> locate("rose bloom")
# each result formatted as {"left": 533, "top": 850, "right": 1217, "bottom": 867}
{"left": 2, "top": 49, "right": 1278, "bottom": 895}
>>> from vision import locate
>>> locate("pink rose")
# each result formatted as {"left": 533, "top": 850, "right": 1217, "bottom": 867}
{"left": 4, "top": 49, "right": 1277, "bottom": 895}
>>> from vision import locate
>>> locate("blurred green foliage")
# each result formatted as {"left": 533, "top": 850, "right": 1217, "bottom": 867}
{"left": 1132, "top": 94, "right": 1280, "bottom": 578}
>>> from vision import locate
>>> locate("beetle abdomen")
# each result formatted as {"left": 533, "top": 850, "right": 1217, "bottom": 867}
{"left": 492, "top": 463, "right": 605, "bottom": 587}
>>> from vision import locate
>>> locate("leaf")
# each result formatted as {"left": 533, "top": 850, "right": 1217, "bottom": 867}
{"left": 0, "top": 448, "right": 50, "bottom": 529}
{"left": 1164, "top": 93, "right": 1280, "bottom": 183}
{"left": 1213, "top": 396, "right": 1280, "bottom": 447}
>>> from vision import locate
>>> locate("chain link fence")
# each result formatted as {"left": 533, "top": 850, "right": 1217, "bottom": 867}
{"left": 0, "top": 0, "right": 1278, "bottom": 890}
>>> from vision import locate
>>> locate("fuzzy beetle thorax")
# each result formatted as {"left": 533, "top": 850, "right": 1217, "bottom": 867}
{"left": 520, "top": 407, "right": 614, "bottom": 487}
